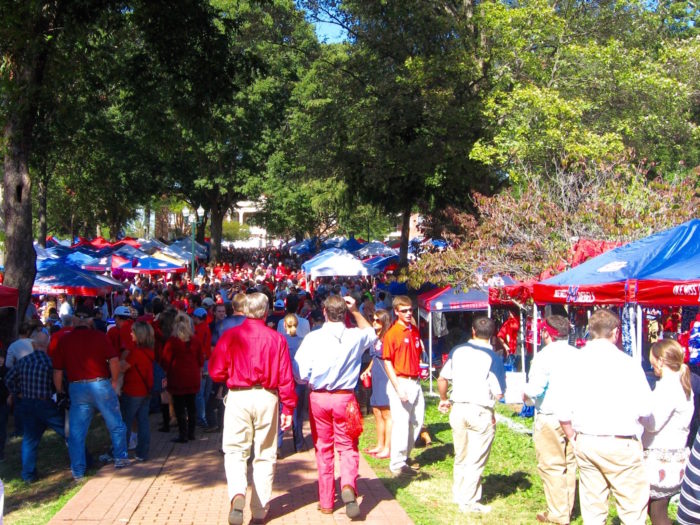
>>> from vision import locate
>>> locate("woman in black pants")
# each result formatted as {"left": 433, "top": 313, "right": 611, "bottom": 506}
{"left": 160, "top": 312, "right": 204, "bottom": 443}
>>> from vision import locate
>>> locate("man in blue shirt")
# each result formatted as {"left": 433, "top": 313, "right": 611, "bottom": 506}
{"left": 6, "top": 340, "right": 66, "bottom": 482}
{"left": 293, "top": 295, "right": 376, "bottom": 519}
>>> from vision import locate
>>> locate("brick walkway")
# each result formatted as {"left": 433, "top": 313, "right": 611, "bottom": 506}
{"left": 49, "top": 414, "right": 413, "bottom": 525}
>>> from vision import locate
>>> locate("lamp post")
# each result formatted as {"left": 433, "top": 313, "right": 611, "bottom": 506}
{"left": 182, "top": 207, "right": 195, "bottom": 282}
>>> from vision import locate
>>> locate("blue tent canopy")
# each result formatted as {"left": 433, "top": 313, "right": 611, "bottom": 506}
{"left": 533, "top": 219, "right": 700, "bottom": 305}
{"left": 340, "top": 237, "right": 364, "bottom": 252}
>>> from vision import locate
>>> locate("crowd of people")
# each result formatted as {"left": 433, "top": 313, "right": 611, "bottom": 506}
{"left": 2, "top": 245, "right": 700, "bottom": 524}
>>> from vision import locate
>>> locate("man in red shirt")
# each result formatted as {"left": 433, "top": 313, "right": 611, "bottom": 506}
{"left": 383, "top": 295, "right": 425, "bottom": 477}
{"left": 52, "top": 310, "right": 129, "bottom": 480}
{"left": 209, "top": 293, "right": 297, "bottom": 525}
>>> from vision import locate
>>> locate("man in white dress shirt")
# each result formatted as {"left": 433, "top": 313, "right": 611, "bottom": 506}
{"left": 558, "top": 308, "right": 652, "bottom": 525}
{"left": 523, "top": 315, "right": 578, "bottom": 524}
{"left": 293, "top": 295, "right": 376, "bottom": 518}
{"left": 438, "top": 317, "right": 506, "bottom": 515}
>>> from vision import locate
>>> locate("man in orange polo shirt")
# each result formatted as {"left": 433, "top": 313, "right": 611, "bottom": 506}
{"left": 383, "top": 295, "right": 424, "bottom": 476}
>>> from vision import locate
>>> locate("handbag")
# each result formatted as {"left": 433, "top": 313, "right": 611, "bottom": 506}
{"left": 345, "top": 396, "right": 364, "bottom": 440}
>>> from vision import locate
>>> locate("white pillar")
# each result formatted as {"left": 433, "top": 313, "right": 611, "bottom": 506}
{"left": 428, "top": 309, "right": 434, "bottom": 395}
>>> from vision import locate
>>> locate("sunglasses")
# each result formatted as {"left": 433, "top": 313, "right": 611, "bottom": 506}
{"left": 397, "top": 308, "right": 412, "bottom": 313}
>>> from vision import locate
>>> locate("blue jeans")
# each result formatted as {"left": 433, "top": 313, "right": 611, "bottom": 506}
{"left": 195, "top": 364, "right": 212, "bottom": 426}
{"left": 68, "top": 379, "right": 127, "bottom": 478}
{"left": 278, "top": 383, "right": 307, "bottom": 451}
{"left": 120, "top": 394, "right": 150, "bottom": 460}
{"left": 18, "top": 398, "right": 66, "bottom": 481}
{"left": 0, "top": 401, "right": 8, "bottom": 459}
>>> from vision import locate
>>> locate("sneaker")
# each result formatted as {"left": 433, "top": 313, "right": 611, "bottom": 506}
{"left": 390, "top": 465, "right": 418, "bottom": 477}
{"left": 134, "top": 456, "right": 147, "bottom": 462}
{"left": 98, "top": 453, "right": 113, "bottom": 463}
{"left": 459, "top": 502, "right": 491, "bottom": 514}
{"left": 114, "top": 458, "right": 131, "bottom": 469}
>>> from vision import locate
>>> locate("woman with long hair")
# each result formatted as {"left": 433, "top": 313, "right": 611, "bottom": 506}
{"left": 160, "top": 312, "right": 204, "bottom": 443}
{"left": 120, "top": 321, "right": 155, "bottom": 461}
{"left": 642, "top": 339, "right": 694, "bottom": 525}
{"left": 360, "top": 309, "right": 393, "bottom": 458}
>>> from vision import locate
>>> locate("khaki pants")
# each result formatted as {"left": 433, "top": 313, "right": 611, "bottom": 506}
{"left": 388, "top": 377, "right": 425, "bottom": 472}
{"left": 575, "top": 434, "right": 649, "bottom": 525}
{"left": 450, "top": 402, "right": 495, "bottom": 506}
{"left": 534, "top": 413, "right": 576, "bottom": 524}
{"left": 222, "top": 389, "right": 279, "bottom": 520}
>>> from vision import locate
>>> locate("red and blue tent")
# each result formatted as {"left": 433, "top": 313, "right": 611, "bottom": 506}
{"left": 533, "top": 219, "right": 700, "bottom": 305}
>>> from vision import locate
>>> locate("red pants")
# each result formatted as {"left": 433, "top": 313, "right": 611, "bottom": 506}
{"left": 309, "top": 390, "right": 359, "bottom": 510}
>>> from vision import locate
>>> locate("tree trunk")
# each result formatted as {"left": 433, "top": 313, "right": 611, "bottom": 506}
{"left": 210, "top": 205, "right": 224, "bottom": 263}
{"left": 3, "top": 119, "right": 37, "bottom": 329}
{"left": 398, "top": 205, "right": 412, "bottom": 268}
{"left": 37, "top": 177, "right": 48, "bottom": 248}
{"left": 144, "top": 202, "right": 151, "bottom": 238}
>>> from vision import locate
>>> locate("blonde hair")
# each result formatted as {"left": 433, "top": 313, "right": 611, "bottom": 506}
{"left": 172, "top": 312, "right": 193, "bottom": 342}
{"left": 392, "top": 295, "right": 412, "bottom": 310}
{"left": 651, "top": 339, "right": 691, "bottom": 399}
{"left": 132, "top": 321, "right": 155, "bottom": 349}
{"left": 284, "top": 314, "right": 298, "bottom": 337}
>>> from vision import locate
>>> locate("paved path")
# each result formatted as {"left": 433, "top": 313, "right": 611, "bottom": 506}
{"left": 49, "top": 414, "right": 413, "bottom": 525}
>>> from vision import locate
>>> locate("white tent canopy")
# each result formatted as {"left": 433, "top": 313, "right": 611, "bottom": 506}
{"left": 306, "top": 251, "right": 380, "bottom": 279}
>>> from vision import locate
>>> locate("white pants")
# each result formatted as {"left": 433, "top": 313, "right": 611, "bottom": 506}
{"left": 222, "top": 388, "right": 279, "bottom": 520}
{"left": 388, "top": 377, "right": 425, "bottom": 472}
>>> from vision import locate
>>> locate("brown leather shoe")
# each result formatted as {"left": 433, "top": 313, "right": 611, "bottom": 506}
{"left": 316, "top": 504, "right": 334, "bottom": 514}
{"left": 536, "top": 511, "right": 568, "bottom": 524}
{"left": 229, "top": 494, "right": 245, "bottom": 525}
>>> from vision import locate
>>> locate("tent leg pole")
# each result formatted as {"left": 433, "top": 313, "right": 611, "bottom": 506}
{"left": 628, "top": 304, "right": 636, "bottom": 359}
{"left": 528, "top": 305, "right": 537, "bottom": 373}
{"left": 429, "top": 313, "right": 433, "bottom": 395}
{"left": 636, "top": 305, "right": 643, "bottom": 363}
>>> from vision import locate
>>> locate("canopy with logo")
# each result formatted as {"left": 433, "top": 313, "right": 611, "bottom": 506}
{"left": 533, "top": 219, "right": 700, "bottom": 305}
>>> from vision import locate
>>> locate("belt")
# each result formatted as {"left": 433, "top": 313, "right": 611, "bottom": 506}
{"left": 578, "top": 432, "right": 637, "bottom": 440}
{"left": 312, "top": 389, "right": 354, "bottom": 395}
{"left": 71, "top": 377, "right": 108, "bottom": 384}
{"left": 397, "top": 375, "right": 419, "bottom": 380}
{"left": 229, "top": 385, "right": 272, "bottom": 391}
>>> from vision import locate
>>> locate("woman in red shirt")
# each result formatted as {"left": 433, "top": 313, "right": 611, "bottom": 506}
{"left": 120, "top": 321, "right": 155, "bottom": 461}
{"left": 160, "top": 312, "right": 204, "bottom": 443}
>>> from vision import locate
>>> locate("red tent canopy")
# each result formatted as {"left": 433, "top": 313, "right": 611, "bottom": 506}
{"left": 0, "top": 285, "right": 19, "bottom": 309}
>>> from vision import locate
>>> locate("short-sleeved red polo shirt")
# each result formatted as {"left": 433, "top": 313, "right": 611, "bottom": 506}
{"left": 53, "top": 327, "right": 119, "bottom": 382}
{"left": 382, "top": 321, "right": 422, "bottom": 378}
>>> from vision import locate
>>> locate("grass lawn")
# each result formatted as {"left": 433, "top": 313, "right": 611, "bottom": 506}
{"left": 1, "top": 416, "right": 111, "bottom": 525}
{"left": 360, "top": 387, "right": 674, "bottom": 525}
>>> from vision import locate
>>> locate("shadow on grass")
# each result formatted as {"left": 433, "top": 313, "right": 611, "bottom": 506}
{"left": 414, "top": 443, "right": 452, "bottom": 465}
{"left": 425, "top": 421, "right": 451, "bottom": 439}
{"left": 481, "top": 471, "right": 531, "bottom": 503}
